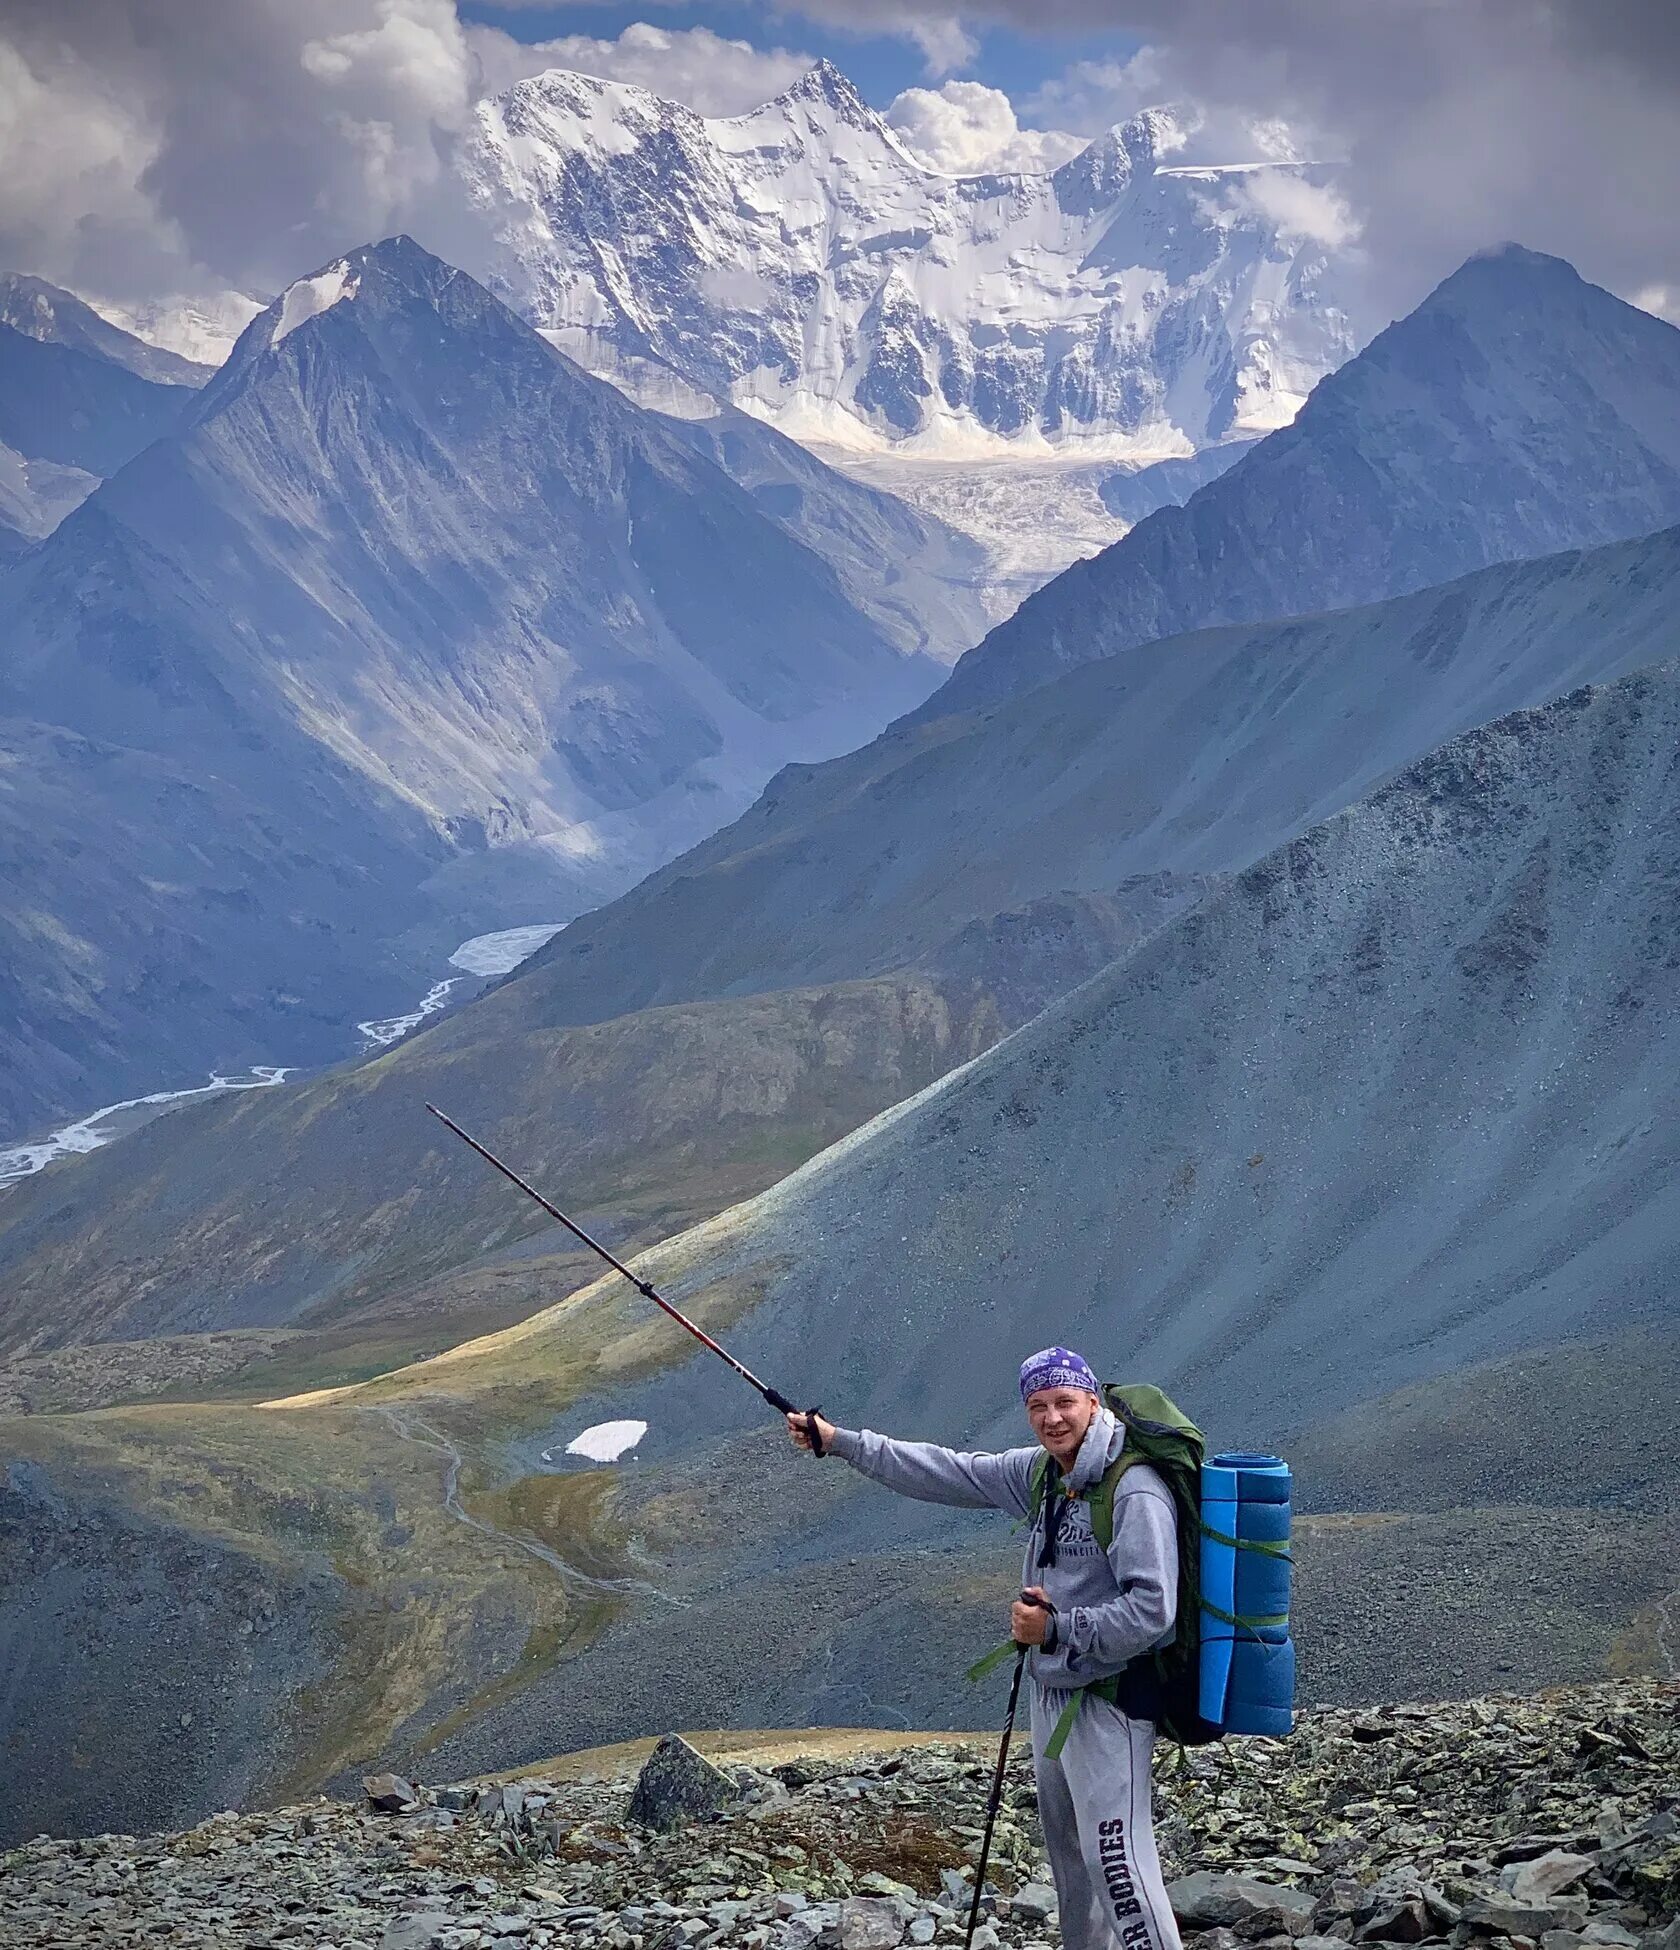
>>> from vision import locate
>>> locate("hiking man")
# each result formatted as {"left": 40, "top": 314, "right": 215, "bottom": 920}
{"left": 788, "top": 1347, "right": 1182, "bottom": 1950}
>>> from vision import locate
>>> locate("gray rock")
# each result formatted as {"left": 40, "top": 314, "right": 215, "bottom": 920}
{"left": 1170, "top": 1875, "right": 1317, "bottom": 1932}
{"left": 362, "top": 1774, "right": 419, "bottom": 1814}
{"left": 1461, "top": 1898, "right": 1564, "bottom": 1938}
{"left": 1512, "top": 1855, "right": 1594, "bottom": 1906}
{"left": 1012, "top": 1886, "right": 1059, "bottom": 1926}
{"left": 379, "top": 1916, "right": 454, "bottom": 1950}
{"left": 909, "top": 1916, "right": 937, "bottom": 1943}
{"left": 1581, "top": 1926, "right": 1639, "bottom": 1948}
{"left": 628, "top": 1735, "right": 740, "bottom": 1833}
{"left": 839, "top": 1898, "right": 905, "bottom": 1950}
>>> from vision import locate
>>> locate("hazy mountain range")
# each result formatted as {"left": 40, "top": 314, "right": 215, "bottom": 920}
{"left": 0, "top": 238, "right": 963, "bottom": 1137}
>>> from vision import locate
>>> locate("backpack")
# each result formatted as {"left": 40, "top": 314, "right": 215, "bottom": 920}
{"left": 1025, "top": 1380, "right": 1221, "bottom": 1752}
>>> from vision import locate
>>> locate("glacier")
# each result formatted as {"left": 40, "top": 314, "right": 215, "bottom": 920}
{"left": 454, "top": 62, "right": 1351, "bottom": 462}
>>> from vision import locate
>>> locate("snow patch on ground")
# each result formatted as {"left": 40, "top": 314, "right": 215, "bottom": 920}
{"left": 448, "top": 923, "right": 566, "bottom": 978}
{"left": 0, "top": 1068, "right": 292, "bottom": 1189}
{"left": 565, "top": 1419, "right": 649, "bottom": 1463}
{"left": 274, "top": 264, "right": 358, "bottom": 345}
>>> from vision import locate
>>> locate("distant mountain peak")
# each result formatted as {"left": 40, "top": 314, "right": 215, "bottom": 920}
{"left": 458, "top": 63, "right": 1353, "bottom": 458}
{"left": 778, "top": 58, "right": 874, "bottom": 120}
{"left": 0, "top": 271, "right": 210, "bottom": 387}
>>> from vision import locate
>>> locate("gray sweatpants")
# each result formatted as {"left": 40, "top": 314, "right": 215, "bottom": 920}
{"left": 1029, "top": 1686, "right": 1182, "bottom": 1950}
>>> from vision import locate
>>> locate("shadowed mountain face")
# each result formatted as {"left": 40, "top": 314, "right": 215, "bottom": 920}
{"left": 0, "top": 278, "right": 205, "bottom": 544}
{"left": 0, "top": 238, "right": 940, "bottom": 1138}
{"left": 443, "top": 518, "right": 1680, "bottom": 1031}
{"left": 924, "top": 247, "right": 1680, "bottom": 721}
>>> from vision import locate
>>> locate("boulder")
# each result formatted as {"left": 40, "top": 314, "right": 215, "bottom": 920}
{"left": 839, "top": 1897, "right": 906, "bottom": 1950}
{"left": 379, "top": 1915, "right": 453, "bottom": 1950}
{"left": 1512, "top": 1855, "right": 1594, "bottom": 1906}
{"left": 1461, "top": 1897, "right": 1564, "bottom": 1938}
{"left": 1012, "top": 1886, "right": 1059, "bottom": 1925}
{"left": 362, "top": 1773, "right": 419, "bottom": 1814}
{"left": 628, "top": 1734, "right": 740, "bottom": 1833}
{"left": 1170, "top": 1874, "right": 1317, "bottom": 1933}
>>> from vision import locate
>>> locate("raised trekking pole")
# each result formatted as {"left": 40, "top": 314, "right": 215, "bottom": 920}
{"left": 424, "top": 1104, "right": 826, "bottom": 1450}
{"left": 964, "top": 1593, "right": 1051, "bottom": 1950}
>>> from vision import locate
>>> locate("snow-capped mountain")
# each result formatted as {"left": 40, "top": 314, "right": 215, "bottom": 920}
{"left": 0, "top": 237, "right": 943, "bottom": 1137}
{"left": 0, "top": 276, "right": 203, "bottom": 545}
{"left": 0, "top": 273, "right": 213, "bottom": 387}
{"left": 929, "top": 245, "right": 1680, "bottom": 718}
{"left": 454, "top": 61, "right": 1353, "bottom": 464}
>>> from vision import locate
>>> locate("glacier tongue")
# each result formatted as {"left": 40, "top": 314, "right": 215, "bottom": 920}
{"left": 452, "top": 63, "right": 1354, "bottom": 466}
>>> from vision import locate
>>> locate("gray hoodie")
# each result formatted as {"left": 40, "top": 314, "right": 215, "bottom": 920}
{"left": 826, "top": 1405, "right": 1178, "bottom": 1693}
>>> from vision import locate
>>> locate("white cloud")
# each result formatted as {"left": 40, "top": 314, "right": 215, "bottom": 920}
{"left": 886, "top": 81, "right": 1086, "bottom": 176}
{"left": 904, "top": 18, "right": 982, "bottom": 78}
{"left": 1635, "top": 284, "right": 1680, "bottom": 324}
{"left": 0, "top": 0, "right": 476, "bottom": 306}
{"left": 1233, "top": 170, "right": 1362, "bottom": 253}
{"left": 466, "top": 21, "right": 814, "bottom": 117}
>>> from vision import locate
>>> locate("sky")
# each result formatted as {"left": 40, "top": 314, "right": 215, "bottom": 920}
{"left": 1, "top": 0, "right": 1678, "bottom": 335}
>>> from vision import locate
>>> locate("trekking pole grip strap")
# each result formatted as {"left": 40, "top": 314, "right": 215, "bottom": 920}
{"left": 764, "top": 1386, "right": 827, "bottom": 1456}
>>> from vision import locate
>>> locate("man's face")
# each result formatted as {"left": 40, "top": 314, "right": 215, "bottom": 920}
{"left": 1026, "top": 1386, "right": 1099, "bottom": 1461}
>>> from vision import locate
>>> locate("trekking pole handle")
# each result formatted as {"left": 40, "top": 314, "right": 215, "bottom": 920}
{"left": 771, "top": 1392, "right": 829, "bottom": 1458}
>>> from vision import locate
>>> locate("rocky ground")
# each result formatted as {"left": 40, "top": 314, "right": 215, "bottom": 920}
{"left": 3, "top": 1683, "right": 1676, "bottom": 1950}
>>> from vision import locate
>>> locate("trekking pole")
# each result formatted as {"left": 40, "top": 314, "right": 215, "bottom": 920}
{"left": 424, "top": 1104, "right": 827, "bottom": 1450}
{"left": 964, "top": 1594, "right": 1051, "bottom": 1950}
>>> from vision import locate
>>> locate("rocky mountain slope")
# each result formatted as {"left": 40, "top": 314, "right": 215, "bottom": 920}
{"left": 0, "top": 275, "right": 205, "bottom": 544}
{"left": 456, "top": 64, "right": 1350, "bottom": 464}
{"left": 431, "top": 516, "right": 1680, "bottom": 1033}
{"left": 0, "top": 880, "right": 1197, "bottom": 1371}
{"left": 925, "top": 246, "right": 1680, "bottom": 720}
{"left": 9, "top": 509, "right": 1672, "bottom": 1364}
{"left": 0, "top": 237, "right": 943, "bottom": 1139}
{"left": 0, "top": 273, "right": 213, "bottom": 386}
{"left": 4, "top": 670, "right": 1677, "bottom": 1832}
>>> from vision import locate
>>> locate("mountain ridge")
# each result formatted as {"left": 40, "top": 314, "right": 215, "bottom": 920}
{"left": 0, "top": 235, "right": 943, "bottom": 1137}
{"left": 454, "top": 61, "right": 1352, "bottom": 461}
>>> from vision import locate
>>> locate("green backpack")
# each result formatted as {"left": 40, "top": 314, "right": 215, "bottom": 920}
{"left": 1014, "top": 1381, "right": 1218, "bottom": 1753}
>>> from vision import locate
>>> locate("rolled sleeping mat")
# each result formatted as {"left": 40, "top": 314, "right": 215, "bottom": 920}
{"left": 1198, "top": 1451, "right": 1294, "bottom": 1736}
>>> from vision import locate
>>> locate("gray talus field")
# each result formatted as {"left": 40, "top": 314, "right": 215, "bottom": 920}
{"left": 411, "top": 660, "right": 1680, "bottom": 1468}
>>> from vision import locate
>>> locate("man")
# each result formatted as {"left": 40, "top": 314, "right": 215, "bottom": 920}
{"left": 788, "top": 1347, "right": 1181, "bottom": 1950}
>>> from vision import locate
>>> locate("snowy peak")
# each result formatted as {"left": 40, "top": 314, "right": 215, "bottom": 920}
{"left": 778, "top": 57, "right": 876, "bottom": 124}
{"left": 453, "top": 61, "right": 1354, "bottom": 458}
{"left": 0, "top": 272, "right": 212, "bottom": 387}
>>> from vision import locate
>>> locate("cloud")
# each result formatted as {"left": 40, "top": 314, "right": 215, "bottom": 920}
{"left": 465, "top": 21, "right": 813, "bottom": 116}
{"left": 886, "top": 81, "right": 1086, "bottom": 175}
{"left": 1232, "top": 171, "right": 1362, "bottom": 253}
{"left": 0, "top": 0, "right": 477, "bottom": 307}
{"left": 830, "top": 0, "right": 1680, "bottom": 331}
